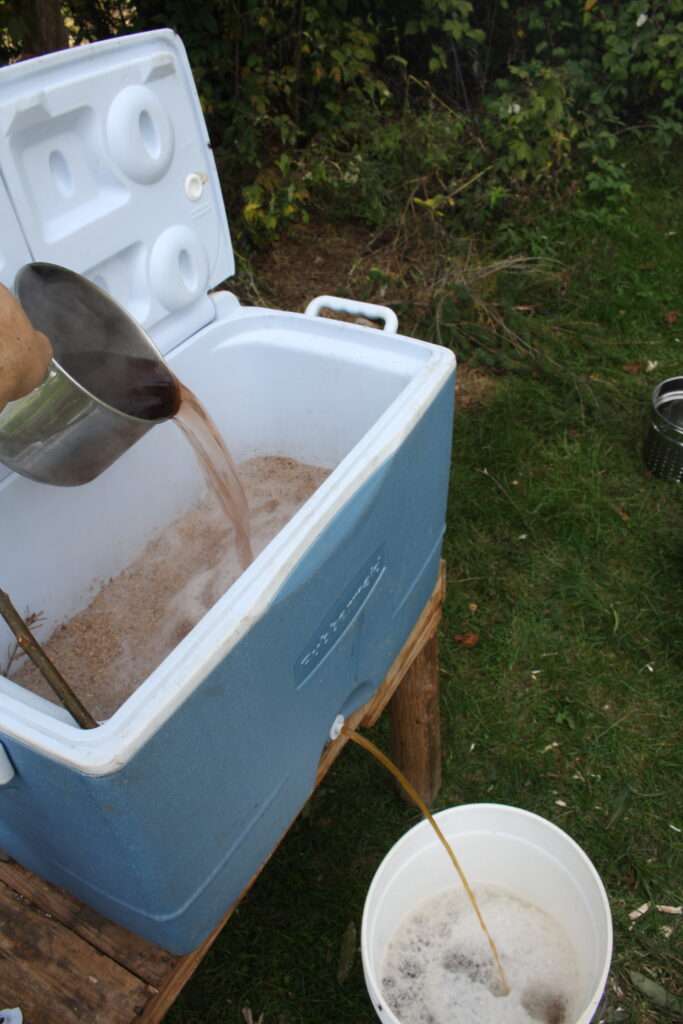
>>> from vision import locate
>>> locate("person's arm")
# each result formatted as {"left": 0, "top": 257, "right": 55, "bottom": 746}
{"left": 0, "top": 283, "right": 53, "bottom": 412}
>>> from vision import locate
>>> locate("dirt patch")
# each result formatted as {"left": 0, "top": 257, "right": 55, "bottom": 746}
{"left": 249, "top": 219, "right": 372, "bottom": 313}
{"left": 455, "top": 365, "right": 499, "bottom": 410}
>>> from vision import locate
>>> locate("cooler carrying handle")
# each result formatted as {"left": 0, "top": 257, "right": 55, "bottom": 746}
{"left": 305, "top": 295, "right": 398, "bottom": 334}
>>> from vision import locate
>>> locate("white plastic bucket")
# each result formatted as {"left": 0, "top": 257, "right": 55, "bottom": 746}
{"left": 361, "top": 803, "right": 612, "bottom": 1024}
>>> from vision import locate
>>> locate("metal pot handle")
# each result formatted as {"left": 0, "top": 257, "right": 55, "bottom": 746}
{"left": 304, "top": 295, "right": 398, "bottom": 334}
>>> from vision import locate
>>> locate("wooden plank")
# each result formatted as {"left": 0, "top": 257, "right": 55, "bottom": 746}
{"left": 389, "top": 633, "right": 442, "bottom": 806}
{"left": 0, "top": 859, "right": 176, "bottom": 989}
{"left": 0, "top": 884, "right": 154, "bottom": 1024}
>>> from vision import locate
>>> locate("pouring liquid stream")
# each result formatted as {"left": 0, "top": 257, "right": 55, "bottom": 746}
{"left": 173, "top": 382, "right": 254, "bottom": 571}
{"left": 58, "top": 351, "right": 254, "bottom": 571}
{"left": 340, "top": 724, "right": 511, "bottom": 998}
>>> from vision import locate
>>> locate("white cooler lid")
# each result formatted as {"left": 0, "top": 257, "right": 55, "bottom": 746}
{"left": 0, "top": 29, "right": 233, "bottom": 354}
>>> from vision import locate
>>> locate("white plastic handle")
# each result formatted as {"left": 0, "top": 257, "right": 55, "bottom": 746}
{"left": 0, "top": 743, "right": 15, "bottom": 785}
{"left": 304, "top": 295, "right": 398, "bottom": 334}
{"left": 0, "top": 1008, "right": 23, "bottom": 1024}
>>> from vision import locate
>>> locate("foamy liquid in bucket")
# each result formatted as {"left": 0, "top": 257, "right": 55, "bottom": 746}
{"left": 382, "top": 884, "right": 580, "bottom": 1024}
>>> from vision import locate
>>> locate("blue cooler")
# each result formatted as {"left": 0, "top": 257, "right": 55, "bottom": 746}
{"left": 0, "top": 30, "right": 455, "bottom": 952}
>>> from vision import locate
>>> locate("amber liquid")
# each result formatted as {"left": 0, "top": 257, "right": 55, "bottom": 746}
{"left": 340, "top": 724, "right": 510, "bottom": 998}
{"left": 173, "top": 383, "right": 254, "bottom": 570}
{"left": 63, "top": 351, "right": 254, "bottom": 571}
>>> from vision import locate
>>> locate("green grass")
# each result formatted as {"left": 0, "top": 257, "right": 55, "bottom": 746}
{"left": 440, "top": 379, "right": 683, "bottom": 1021}
{"left": 167, "top": 143, "right": 682, "bottom": 1023}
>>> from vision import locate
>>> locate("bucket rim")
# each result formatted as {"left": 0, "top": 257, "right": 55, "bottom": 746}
{"left": 360, "top": 802, "right": 613, "bottom": 1024}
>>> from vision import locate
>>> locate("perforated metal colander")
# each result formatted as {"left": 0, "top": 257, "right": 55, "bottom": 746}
{"left": 643, "top": 376, "right": 683, "bottom": 481}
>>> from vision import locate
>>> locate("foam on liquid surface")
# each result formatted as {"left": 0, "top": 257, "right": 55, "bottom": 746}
{"left": 381, "top": 884, "right": 581, "bottom": 1024}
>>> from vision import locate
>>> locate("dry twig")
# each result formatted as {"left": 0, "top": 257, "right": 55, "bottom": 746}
{"left": 0, "top": 588, "right": 98, "bottom": 729}
{"left": 1, "top": 608, "right": 45, "bottom": 676}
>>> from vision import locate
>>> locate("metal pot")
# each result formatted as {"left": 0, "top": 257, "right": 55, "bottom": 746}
{"left": 0, "top": 263, "right": 179, "bottom": 486}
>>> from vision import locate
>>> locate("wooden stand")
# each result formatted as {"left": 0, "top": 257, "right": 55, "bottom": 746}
{"left": 0, "top": 564, "right": 445, "bottom": 1024}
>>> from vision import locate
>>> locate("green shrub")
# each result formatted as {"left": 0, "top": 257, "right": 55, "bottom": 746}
{"left": 3, "top": 0, "right": 682, "bottom": 245}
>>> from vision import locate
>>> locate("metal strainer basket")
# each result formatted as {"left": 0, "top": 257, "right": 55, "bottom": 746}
{"left": 643, "top": 376, "right": 683, "bottom": 481}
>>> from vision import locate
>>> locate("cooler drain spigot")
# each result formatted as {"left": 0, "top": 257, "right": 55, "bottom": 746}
{"left": 329, "top": 715, "right": 345, "bottom": 740}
